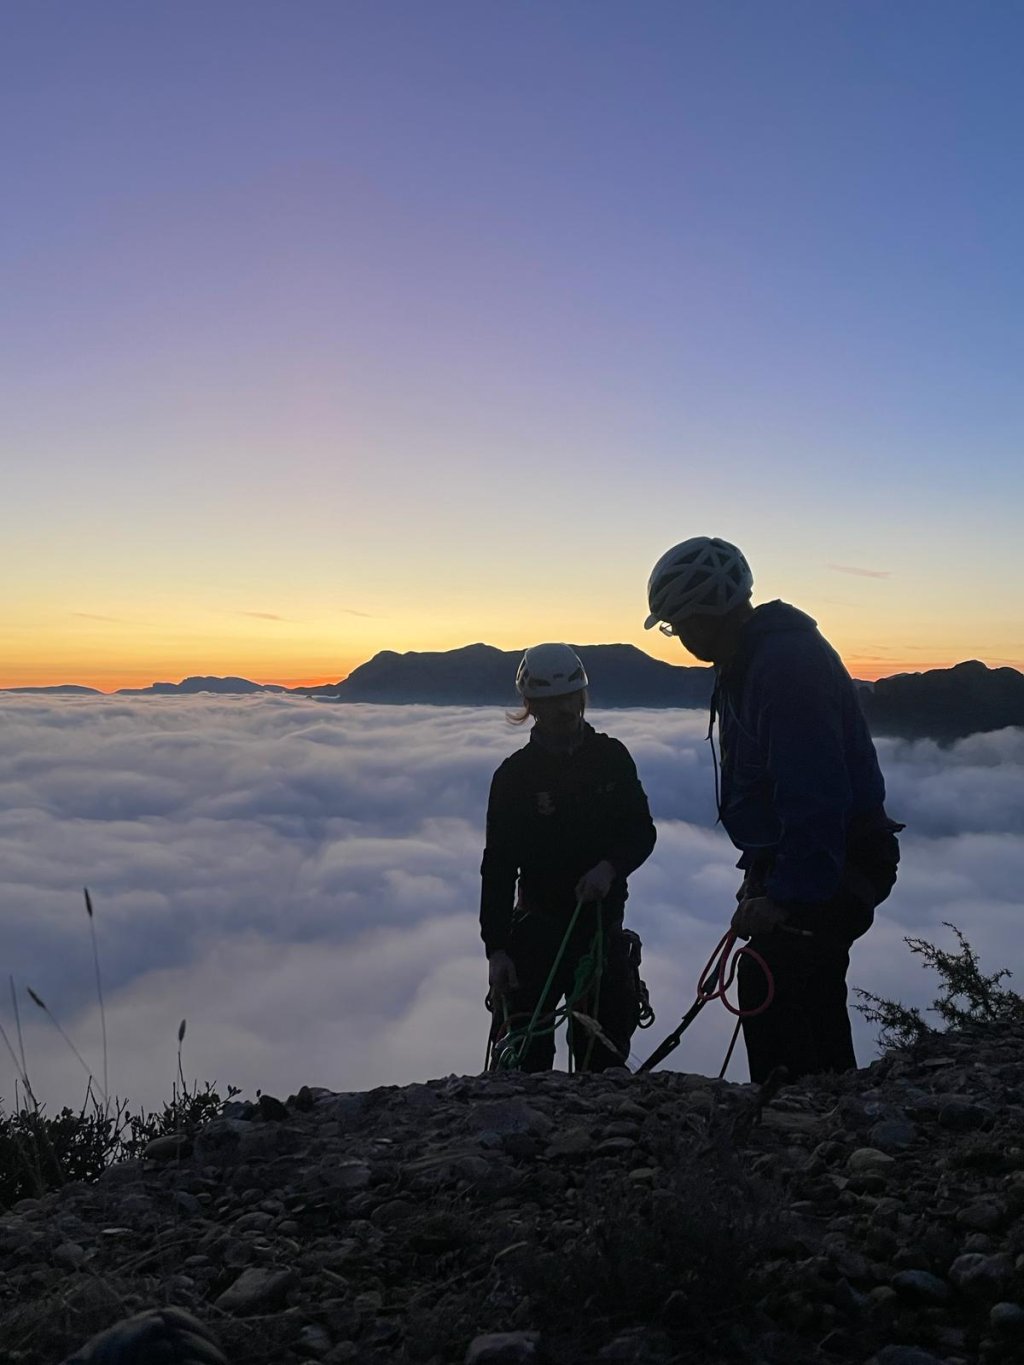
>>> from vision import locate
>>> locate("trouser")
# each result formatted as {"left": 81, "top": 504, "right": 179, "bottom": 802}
{"left": 736, "top": 867, "right": 880, "bottom": 1084}
{"left": 494, "top": 911, "right": 641, "bottom": 1072}
{"left": 736, "top": 819, "right": 902, "bottom": 1083}
{"left": 738, "top": 925, "right": 859, "bottom": 1083}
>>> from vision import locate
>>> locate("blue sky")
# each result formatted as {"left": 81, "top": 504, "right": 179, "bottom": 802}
{"left": 3, "top": 2, "right": 1022, "bottom": 686}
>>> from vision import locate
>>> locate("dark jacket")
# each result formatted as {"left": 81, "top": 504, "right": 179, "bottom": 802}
{"left": 715, "top": 601, "right": 888, "bottom": 905}
{"left": 480, "top": 722, "right": 657, "bottom": 956}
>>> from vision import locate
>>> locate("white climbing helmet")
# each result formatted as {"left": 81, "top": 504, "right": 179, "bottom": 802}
{"left": 644, "top": 537, "right": 753, "bottom": 628}
{"left": 515, "top": 643, "right": 589, "bottom": 699}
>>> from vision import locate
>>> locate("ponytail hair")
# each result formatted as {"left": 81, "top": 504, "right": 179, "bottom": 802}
{"left": 505, "top": 690, "right": 588, "bottom": 727}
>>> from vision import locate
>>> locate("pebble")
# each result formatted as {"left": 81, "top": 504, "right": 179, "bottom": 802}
{"left": 956, "top": 1199, "right": 1005, "bottom": 1231}
{"left": 939, "top": 1099, "right": 992, "bottom": 1131}
{"left": 847, "top": 1147, "right": 896, "bottom": 1172}
{"left": 143, "top": 1132, "right": 192, "bottom": 1161}
{"left": 869, "top": 1119, "right": 918, "bottom": 1150}
{"left": 465, "top": 1331, "right": 540, "bottom": 1364}
{"left": 870, "top": 1347, "right": 946, "bottom": 1365}
{"left": 990, "top": 1301, "right": 1024, "bottom": 1333}
{"left": 891, "top": 1269, "right": 950, "bottom": 1302}
{"left": 214, "top": 1265, "right": 298, "bottom": 1314}
{"left": 297, "top": 1323, "right": 333, "bottom": 1358}
{"left": 948, "top": 1252, "right": 1014, "bottom": 1298}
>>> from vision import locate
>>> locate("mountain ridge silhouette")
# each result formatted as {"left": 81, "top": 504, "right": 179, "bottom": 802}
{"left": 4, "top": 648, "right": 1022, "bottom": 741}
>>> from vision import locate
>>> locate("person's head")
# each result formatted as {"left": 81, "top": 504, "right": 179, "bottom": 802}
{"left": 512, "top": 643, "right": 588, "bottom": 734}
{"left": 644, "top": 536, "right": 754, "bottom": 664}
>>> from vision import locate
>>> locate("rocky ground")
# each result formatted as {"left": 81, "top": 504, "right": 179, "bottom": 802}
{"left": 2, "top": 1024, "right": 1024, "bottom": 1365}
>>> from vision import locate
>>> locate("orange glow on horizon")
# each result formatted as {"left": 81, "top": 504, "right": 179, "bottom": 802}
{"left": 0, "top": 661, "right": 359, "bottom": 694}
{"left": 2, "top": 650, "right": 1018, "bottom": 694}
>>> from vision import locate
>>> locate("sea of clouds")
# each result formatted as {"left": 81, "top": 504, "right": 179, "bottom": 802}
{"left": 1, "top": 694, "right": 1022, "bottom": 1111}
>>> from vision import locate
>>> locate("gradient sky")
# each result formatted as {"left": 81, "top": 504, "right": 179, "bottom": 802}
{"left": 3, "top": 2, "right": 1022, "bottom": 689}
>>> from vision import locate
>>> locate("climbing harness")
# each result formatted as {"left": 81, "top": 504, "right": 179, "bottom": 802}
{"left": 638, "top": 928, "right": 775, "bottom": 1078}
{"left": 620, "top": 928, "right": 656, "bottom": 1031}
{"left": 485, "top": 898, "right": 627, "bottom": 1074}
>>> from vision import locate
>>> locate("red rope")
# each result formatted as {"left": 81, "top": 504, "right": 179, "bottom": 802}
{"left": 695, "top": 930, "right": 774, "bottom": 1079}
{"left": 637, "top": 926, "right": 778, "bottom": 1076}
{"left": 697, "top": 929, "right": 774, "bottom": 1016}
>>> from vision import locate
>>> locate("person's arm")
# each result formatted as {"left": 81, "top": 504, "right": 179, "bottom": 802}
{"left": 754, "top": 641, "right": 852, "bottom": 904}
{"left": 600, "top": 740, "right": 658, "bottom": 879}
{"left": 480, "top": 765, "right": 522, "bottom": 955}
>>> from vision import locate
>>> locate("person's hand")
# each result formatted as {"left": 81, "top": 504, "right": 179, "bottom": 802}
{"left": 575, "top": 859, "right": 616, "bottom": 904}
{"left": 731, "top": 895, "right": 790, "bottom": 940}
{"left": 488, "top": 949, "right": 519, "bottom": 999}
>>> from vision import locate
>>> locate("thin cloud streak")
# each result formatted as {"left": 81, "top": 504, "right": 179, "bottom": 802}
{"left": 827, "top": 564, "right": 892, "bottom": 579}
{"left": 0, "top": 696, "right": 1020, "bottom": 1108}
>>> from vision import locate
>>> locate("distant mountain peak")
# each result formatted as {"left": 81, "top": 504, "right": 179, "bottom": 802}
{"left": 298, "top": 643, "right": 712, "bottom": 708}
{"left": 858, "top": 659, "right": 1024, "bottom": 741}
{"left": 115, "top": 676, "right": 287, "bottom": 696}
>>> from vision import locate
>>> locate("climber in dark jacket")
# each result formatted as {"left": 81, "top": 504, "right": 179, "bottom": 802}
{"left": 644, "top": 537, "right": 902, "bottom": 1083}
{"left": 481, "top": 643, "right": 657, "bottom": 1071}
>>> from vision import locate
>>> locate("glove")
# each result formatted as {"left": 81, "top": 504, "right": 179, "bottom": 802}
{"left": 575, "top": 859, "right": 616, "bottom": 904}
{"left": 731, "top": 895, "right": 790, "bottom": 940}
{"left": 488, "top": 949, "right": 519, "bottom": 999}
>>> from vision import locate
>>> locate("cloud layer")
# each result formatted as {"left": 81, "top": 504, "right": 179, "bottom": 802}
{"left": 1, "top": 695, "right": 1021, "bottom": 1110}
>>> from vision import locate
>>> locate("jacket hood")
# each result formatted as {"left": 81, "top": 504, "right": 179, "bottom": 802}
{"left": 741, "top": 599, "right": 819, "bottom": 638}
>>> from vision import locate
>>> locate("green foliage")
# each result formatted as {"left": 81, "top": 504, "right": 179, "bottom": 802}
{"left": 856, "top": 922, "right": 1024, "bottom": 1051}
{"left": 854, "top": 992, "right": 930, "bottom": 1052}
{"left": 0, "top": 1076, "right": 238, "bottom": 1211}
{"left": 0, "top": 1100, "right": 115, "bottom": 1207}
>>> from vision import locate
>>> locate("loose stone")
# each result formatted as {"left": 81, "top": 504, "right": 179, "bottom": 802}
{"left": 465, "top": 1331, "right": 541, "bottom": 1364}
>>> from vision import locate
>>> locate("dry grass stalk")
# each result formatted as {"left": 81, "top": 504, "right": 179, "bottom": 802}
{"left": 84, "top": 887, "right": 109, "bottom": 1104}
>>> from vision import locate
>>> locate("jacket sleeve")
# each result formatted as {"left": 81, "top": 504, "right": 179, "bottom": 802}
{"left": 603, "top": 740, "right": 657, "bottom": 877}
{"left": 753, "top": 642, "right": 852, "bottom": 903}
{"left": 479, "top": 764, "right": 521, "bottom": 955}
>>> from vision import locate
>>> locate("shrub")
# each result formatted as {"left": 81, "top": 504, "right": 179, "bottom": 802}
{"left": 0, "top": 1074, "right": 237, "bottom": 1210}
{"left": 855, "top": 922, "right": 1024, "bottom": 1051}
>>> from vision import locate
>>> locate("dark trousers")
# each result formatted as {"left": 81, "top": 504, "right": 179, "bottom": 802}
{"left": 495, "top": 912, "right": 640, "bottom": 1072}
{"left": 735, "top": 822, "right": 900, "bottom": 1084}
{"left": 738, "top": 928, "right": 858, "bottom": 1084}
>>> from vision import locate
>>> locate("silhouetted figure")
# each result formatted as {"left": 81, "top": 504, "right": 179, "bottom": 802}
{"left": 644, "top": 537, "right": 903, "bottom": 1083}
{"left": 481, "top": 643, "right": 656, "bottom": 1071}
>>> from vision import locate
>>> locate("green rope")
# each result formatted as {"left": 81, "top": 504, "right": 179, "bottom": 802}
{"left": 513, "top": 896, "right": 585, "bottom": 1068}
{"left": 492, "top": 899, "right": 610, "bottom": 1073}
{"left": 580, "top": 913, "right": 604, "bottom": 1072}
